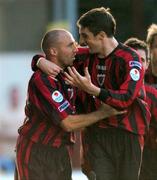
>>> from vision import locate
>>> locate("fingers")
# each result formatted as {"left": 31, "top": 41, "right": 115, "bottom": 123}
{"left": 40, "top": 59, "right": 63, "bottom": 77}
{"left": 63, "top": 66, "right": 91, "bottom": 91}
{"left": 64, "top": 71, "right": 76, "bottom": 86}
{"left": 64, "top": 71, "right": 74, "bottom": 81}
{"left": 67, "top": 67, "right": 82, "bottom": 84}
{"left": 48, "top": 69, "right": 60, "bottom": 77}
{"left": 100, "top": 103, "right": 127, "bottom": 116}
{"left": 72, "top": 66, "right": 90, "bottom": 81}
{"left": 84, "top": 67, "right": 91, "bottom": 79}
{"left": 67, "top": 67, "right": 77, "bottom": 78}
{"left": 70, "top": 67, "right": 83, "bottom": 81}
{"left": 115, "top": 110, "right": 127, "bottom": 115}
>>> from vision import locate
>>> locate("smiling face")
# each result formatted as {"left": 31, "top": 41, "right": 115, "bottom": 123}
{"left": 79, "top": 27, "right": 102, "bottom": 54}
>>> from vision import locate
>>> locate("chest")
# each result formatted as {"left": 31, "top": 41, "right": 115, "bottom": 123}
{"left": 57, "top": 76, "right": 76, "bottom": 105}
{"left": 87, "top": 57, "right": 126, "bottom": 89}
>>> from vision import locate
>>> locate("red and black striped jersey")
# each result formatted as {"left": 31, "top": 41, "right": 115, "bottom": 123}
{"left": 19, "top": 70, "right": 76, "bottom": 148}
{"left": 145, "top": 84, "right": 157, "bottom": 129}
{"left": 31, "top": 44, "right": 151, "bottom": 135}
{"left": 144, "top": 84, "right": 157, "bottom": 148}
{"left": 145, "top": 67, "right": 157, "bottom": 89}
{"left": 74, "top": 43, "right": 150, "bottom": 135}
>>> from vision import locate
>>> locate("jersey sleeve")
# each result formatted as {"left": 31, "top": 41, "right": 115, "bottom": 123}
{"left": 98, "top": 53, "right": 145, "bottom": 109}
{"left": 28, "top": 72, "right": 74, "bottom": 125}
{"left": 146, "top": 85, "right": 157, "bottom": 126}
{"left": 31, "top": 54, "right": 45, "bottom": 72}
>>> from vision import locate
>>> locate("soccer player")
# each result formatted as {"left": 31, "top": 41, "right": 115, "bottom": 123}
{"left": 14, "top": 29, "right": 124, "bottom": 180}
{"left": 30, "top": 7, "right": 150, "bottom": 180}
{"left": 124, "top": 37, "right": 157, "bottom": 180}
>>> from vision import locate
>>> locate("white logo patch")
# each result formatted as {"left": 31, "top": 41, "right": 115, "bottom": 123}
{"left": 130, "top": 68, "right": 140, "bottom": 81}
{"left": 129, "top": 61, "right": 142, "bottom": 69}
{"left": 52, "top": 90, "right": 63, "bottom": 103}
{"left": 58, "top": 100, "right": 70, "bottom": 112}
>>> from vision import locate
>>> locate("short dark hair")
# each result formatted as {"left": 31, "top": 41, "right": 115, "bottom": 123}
{"left": 77, "top": 7, "right": 116, "bottom": 37}
{"left": 124, "top": 37, "right": 148, "bottom": 61}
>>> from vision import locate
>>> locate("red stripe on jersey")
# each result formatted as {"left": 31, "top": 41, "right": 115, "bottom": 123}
{"left": 16, "top": 136, "right": 32, "bottom": 180}
{"left": 74, "top": 43, "right": 150, "bottom": 135}
{"left": 145, "top": 84, "right": 157, "bottom": 127}
{"left": 19, "top": 70, "right": 76, "bottom": 147}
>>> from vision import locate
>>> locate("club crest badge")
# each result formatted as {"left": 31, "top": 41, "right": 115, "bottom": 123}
{"left": 52, "top": 90, "right": 63, "bottom": 103}
{"left": 97, "top": 74, "right": 105, "bottom": 87}
{"left": 130, "top": 68, "right": 140, "bottom": 81}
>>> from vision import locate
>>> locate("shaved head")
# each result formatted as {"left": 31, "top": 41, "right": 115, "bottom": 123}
{"left": 41, "top": 29, "right": 71, "bottom": 55}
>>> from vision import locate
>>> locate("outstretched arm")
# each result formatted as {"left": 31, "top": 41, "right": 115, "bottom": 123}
{"left": 61, "top": 102, "right": 126, "bottom": 132}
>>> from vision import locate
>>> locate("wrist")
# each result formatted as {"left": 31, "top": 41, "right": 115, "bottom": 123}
{"left": 36, "top": 57, "right": 45, "bottom": 68}
{"left": 89, "top": 85, "right": 100, "bottom": 97}
{"left": 36, "top": 58, "right": 41, "bottom": 67}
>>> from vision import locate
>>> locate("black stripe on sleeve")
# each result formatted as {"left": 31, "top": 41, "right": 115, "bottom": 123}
{"left": 98, "top": 88, "right": 109, "bottom": 101}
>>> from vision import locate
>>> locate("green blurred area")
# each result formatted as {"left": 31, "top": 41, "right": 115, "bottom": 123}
{"left": 0, "top": 0, "right": 157, "bottom": 51}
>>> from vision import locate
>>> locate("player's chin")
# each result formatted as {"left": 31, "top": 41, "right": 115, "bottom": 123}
{"left": 68, "top": 60, "right": 74, "bottom": 66}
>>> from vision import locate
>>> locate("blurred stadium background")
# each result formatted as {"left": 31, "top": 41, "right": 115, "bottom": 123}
{"left": 0, "top": 0, "right": 157, "bottom": 179}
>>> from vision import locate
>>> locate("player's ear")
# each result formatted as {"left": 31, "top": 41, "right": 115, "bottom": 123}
{"left": 97, "top": 31, "right": 107, "bottom": 40}
{"left": 50, "top": 47, "right": 57, "bottom": 56}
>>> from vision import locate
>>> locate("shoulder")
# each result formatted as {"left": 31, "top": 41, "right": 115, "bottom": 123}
{"left": 145, "top": 84, "right": 157, "bottom": 94}
{"left": 30, "top": 70, "right": 57, "bottom": 86}
{"left": 75, "top": 47, "right": 90, "bottom": 61}
{"left": 116, "top": 43, "right": 140, "bottom": 62}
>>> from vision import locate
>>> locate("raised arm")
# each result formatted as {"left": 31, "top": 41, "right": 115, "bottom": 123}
{"left": 64, "top": 60, "right": 145, "bottom": 110}
{"left": 32, "top": 54, "right": 62, "bottom": 76}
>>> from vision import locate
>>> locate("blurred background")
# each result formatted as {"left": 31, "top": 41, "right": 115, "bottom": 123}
{"left": 0, "top": 0, "right": 157, "bottom": 179}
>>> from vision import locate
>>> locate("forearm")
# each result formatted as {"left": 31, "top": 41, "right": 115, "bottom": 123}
{"left": 31, "top": 54, "right": 45, "bottom": 71}
{"left": 85, "top": 84, "right": 101, "bottom": 97}
{"left": 61, "top": 110, "right": 106, "bottom": 132}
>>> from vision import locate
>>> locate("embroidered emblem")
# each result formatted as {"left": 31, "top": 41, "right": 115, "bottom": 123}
{"left": 130, "top": 68, "right": 140, "bottom": 81}
{"left": 52, "top": 90, "right": 63, "bottom": 103}
{"left": 97, "top": 74, "right": 105, "bottom": 86}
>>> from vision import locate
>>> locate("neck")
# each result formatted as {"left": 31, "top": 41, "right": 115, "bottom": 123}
{"left": 98, "top": 37, "right": 118, "bottom": 58}
{"left": 47, "top": 55, "right": 64, "bottom": 69}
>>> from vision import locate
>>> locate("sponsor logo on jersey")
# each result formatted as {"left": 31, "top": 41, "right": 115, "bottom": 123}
{"left": 96, "top": 65, "right": 106, "bottom": 70}
{"left": 58, "top": 100, "right": 70, "bottom": 112}
{"left": 52, "top": 90, "right": 63, "bottom": 103}
{"left": 130, "top": 68, "right": 140, "bottom": 81}
{"left": 68, "top": 88, "right": 74, "bottom": 99}
{"left": 129, "top": 61, "right": 142, "bottom": 69}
